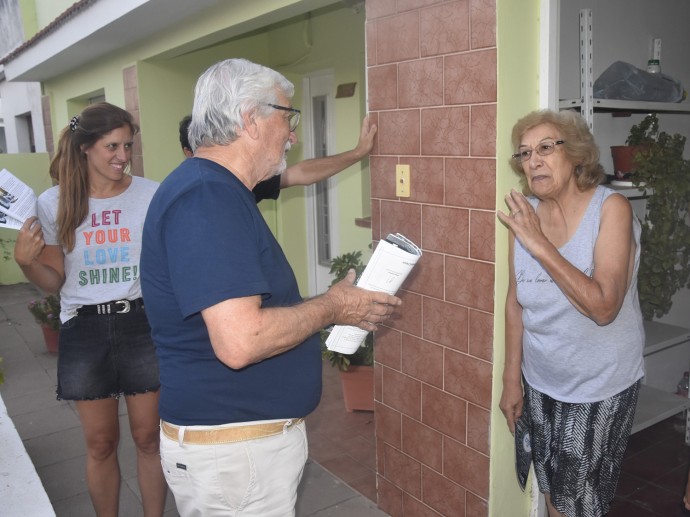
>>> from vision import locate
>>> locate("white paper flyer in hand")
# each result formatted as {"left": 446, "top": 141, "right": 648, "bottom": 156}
{"left": 325, "top": 233, "right": 422, "bottom": 355}
{"left": 0, "top": 168, "right": 37, "bottom": 230}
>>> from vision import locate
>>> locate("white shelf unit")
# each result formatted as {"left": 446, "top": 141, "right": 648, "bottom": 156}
{"left": 558, "top": 7, "right": 690, "bottom": 438}
{"left": 560, "top": 8, "right": 690, "bottom": 130}
{"left": 632, "top": 321, "right": 690, "bottom": 436}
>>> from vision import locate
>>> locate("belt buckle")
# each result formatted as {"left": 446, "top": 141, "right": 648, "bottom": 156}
{"left": 114, "top": 300, "right": 131, "bottom": 314}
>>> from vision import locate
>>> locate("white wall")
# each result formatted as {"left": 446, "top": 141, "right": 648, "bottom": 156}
{"left": 559, "top": 0, "right": 690, "bottom": 173}
{"left": 0, "top": 80, "right": 46, "bottom": 153}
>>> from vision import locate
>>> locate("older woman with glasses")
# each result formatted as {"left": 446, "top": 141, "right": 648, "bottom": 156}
{"left": 498, "top": 109, "right": 645, "bottom": 517}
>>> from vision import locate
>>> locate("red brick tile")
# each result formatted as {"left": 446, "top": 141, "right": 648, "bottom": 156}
{"left": 374, "top": 325, "right": 402, "bottom": 371}
{"left": 470, "top": 0, "right": 496, "bottom": 49}
{"left": 382, "top": 366, "right": 422, "bottom": 419}
{"left": 375, "top": 401, "right": 402, "bottom": 448}
{"left": 402, "top": 334, "right": 444, "bottom": 388}
{"left": 422, "top": 467, "right": 466, "bottom": 516}
{"left": 470, "top": 104, "right": 496, "bottom": 157}
{"left": 366, "top": 21, "right": 378, "bottom": 65}
{"left": 445, "top": 256, "right": 495, "bottom": 313}
{"left": 402, "top": 157, "right": 444, "bottom": 204}
{"left": 390, "top": 290, "right": 422, "bottom": 337}
{"left": 468, "top": 309, "right": 493, "bottom": 361}
{"left": 422, "top": 297, "right": 469, "bottom": 352}
{"left": 378, "top": 110, "right": 421, "bottom": 155}
{"left": 383, "top": 443, "right": 422, "bottom": 497}
{"left": 444, "top": 437, "right": 489, "bottom": 498}
{"left": 421, "top": 384, "right": 467, "bottom": 443}
{"left": 467, "top": 403, "right": 490, "bottom": 455}
{"left": 402, "top": 416, "right": 443, "bottom": 471}
{"left": 444, "top": 350, "right": 492, "bottom": 409}
{"left": 402, "top": 493, "right": 445, "bottom": 516}
{"left": 421, "top": 106, "right": 470, "bottom": 156}
{"left": 398, "top": 0, "right": 445, "bottom": 11}
{"left": 444, "top": 50, "right": 497, "bottom": 105}
{"left": 422, "top": 205, "right": 469, "bottom": 256}
{"left": 470, "top": 209, "right": 495, "bottom": 262}
{"left": 466, "top": 491, "right": 488, "bottom": 517}
{"left": 371, "top": 155, "right": 399, "bottom": 200}
{"left": 399, "top": 58, "right": 444, "bottom": 108}
{"left": 446, "top": 157, "right": 496, "bottom": 210}
{"left": 377, "top": 475, "right": 404, "bottom": 516}
{"left": 380, "top": 200, "right": 422, "bottom": 247}
{"left": 376, "top": 12, "right": 420, "bottom": 64}
{"left": 369, "top": 64, "right": 398, "bottom": 110}
{"left": 420, "top": 0, "right": 470, "bottom": 57}
{"left": 406, "top": 251, "right": 445, "bottom": 299}
{"left": 366, "top": 0, "right": 397, "bottom": 20}
{"left": 375, "top": 363, "right": 383, "bottom": 403}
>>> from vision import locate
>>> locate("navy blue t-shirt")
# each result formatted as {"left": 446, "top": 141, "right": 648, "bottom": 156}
{"left": 141, "top": 158, "right": 321, "bottom": 425}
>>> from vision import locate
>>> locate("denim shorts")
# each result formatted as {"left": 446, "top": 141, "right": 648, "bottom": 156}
{"left": 56, "top": 305, "right": 160, "bottom": 400}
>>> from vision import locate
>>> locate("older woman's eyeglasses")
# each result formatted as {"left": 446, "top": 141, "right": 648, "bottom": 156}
{"left": 512, "top": 140, "right": 565, "bottom": 162}
{"left": 266, "top": 104, "right": 301, "bottom": 132}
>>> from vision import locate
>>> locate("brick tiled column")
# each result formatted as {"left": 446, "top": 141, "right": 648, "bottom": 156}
{"left": 366, "top": 0, "right": 497, "bottom": 515}
{"left": 123, "top": 64, "right": 144, "bottom": 177}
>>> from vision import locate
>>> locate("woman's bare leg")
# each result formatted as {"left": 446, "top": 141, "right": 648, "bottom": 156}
{"left": 76, "top": 398, "right": 121, "bottom": 517}
{"left": 126, "top": 391, "right": 167, "bottom": 516}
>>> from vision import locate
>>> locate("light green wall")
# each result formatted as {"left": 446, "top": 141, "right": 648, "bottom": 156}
{"left": 31, "top": 0, "right": 72, "bottom": 31}
{"left": 0, "top": 153, "right": 52, "bottom": 285}
{"left": 269, "top": 7, "right": 373, "bottom": 281}
{"left": 17, "top": 0, "right": 38, "bottom": 37}
{"left": 40, "top": 2, "right": 369, "bottom": 294}
{"left": 489, "top": 1, "right": 542, "bottom": 516}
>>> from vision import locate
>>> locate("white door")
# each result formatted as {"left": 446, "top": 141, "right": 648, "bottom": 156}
{"left": 302, "top": 72, "right": 338, "bottom": 296}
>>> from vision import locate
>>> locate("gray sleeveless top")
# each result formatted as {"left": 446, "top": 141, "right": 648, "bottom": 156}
{"left": 515, "top": 186, "right": 645, "bottom": 402}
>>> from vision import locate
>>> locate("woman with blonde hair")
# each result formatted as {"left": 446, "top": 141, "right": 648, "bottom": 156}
{"left": 15, "top": 102, "right": 166, "bottom": 516}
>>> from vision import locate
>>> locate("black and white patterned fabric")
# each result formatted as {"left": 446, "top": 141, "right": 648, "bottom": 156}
{"left": 525, "top": 380, "right": 640, "bottom": 517}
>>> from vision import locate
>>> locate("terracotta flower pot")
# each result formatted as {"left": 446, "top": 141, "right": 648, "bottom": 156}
{"left": 339, "top": 365, "right": 374, "bottom": 412}
{"left": 610, "top": 145, "right": 642, "bottom": 179}
{"left": 40, "top": 325, "right": 59, "bottom": 354}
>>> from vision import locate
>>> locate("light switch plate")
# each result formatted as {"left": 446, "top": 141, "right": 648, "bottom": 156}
{"left": 396, "top": 164, "right": 410, "bottom": 197}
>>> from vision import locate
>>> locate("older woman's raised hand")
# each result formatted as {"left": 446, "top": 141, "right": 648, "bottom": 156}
{"left": 497, "top": 189, "right": 548, "bottom": 256}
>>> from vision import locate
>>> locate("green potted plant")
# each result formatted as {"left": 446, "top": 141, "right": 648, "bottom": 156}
{"left": 627, "top": 114, "right": 690, "bottom": 320}
{"left": 321, "top": 250, "right": 375, "bottom": 412}
{"left": 27, "top": 294, "right": 61, "bottom": 353}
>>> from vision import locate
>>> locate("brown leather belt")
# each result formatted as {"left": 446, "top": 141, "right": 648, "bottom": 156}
{"left": 160, "top": 418, "right": 304, "bottom": 445}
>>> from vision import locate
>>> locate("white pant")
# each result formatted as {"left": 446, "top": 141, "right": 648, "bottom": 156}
{"left": 160, "top": 421, "right": 308, "bottom": 517}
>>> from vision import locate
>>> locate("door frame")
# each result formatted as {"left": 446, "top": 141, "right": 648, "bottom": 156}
{"left": 301, "top": 70, "right": 338, "bottom": 297}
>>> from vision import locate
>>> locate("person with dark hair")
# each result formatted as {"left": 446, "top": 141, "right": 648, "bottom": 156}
{"left": 178, "top": 112, "right": 377, "bottom": 203}
{"left": 142, "top": 58, "right": 400, "bottom": 516}
{"left": 498, "top": 109, "right": 645, "bottom": 517}
{"left": 14, "top": 102, "right": 167, "bottom": 516}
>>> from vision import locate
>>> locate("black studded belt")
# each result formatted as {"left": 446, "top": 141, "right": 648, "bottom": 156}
{"left": 77, "top": 298, "right": 144, "bottom": 315}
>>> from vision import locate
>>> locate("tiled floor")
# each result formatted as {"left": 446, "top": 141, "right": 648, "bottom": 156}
{"left": 307, "top": 361, "right": 379, "bottom": 503}
{"left": 608, "top": 416, "right": 690, "bottom": 517}
{"left": 2, "top": 281, "right": 689, "bottom": 517}
{"left": 0, "top": 282, "right": 387, "bottom": 517}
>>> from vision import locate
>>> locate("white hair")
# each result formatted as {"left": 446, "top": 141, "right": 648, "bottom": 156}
{"left": 188, "top": 58, "right": 294, "bottom": 150}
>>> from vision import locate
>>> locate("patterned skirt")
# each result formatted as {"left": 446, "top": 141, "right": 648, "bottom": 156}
{"left": 524, "top": 380, "right": 640, "bottom": 517}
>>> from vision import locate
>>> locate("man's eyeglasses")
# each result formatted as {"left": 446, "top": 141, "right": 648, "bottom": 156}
{"left": 512, "top": 140, "right": 565, "bottom": 163}
{"left": 266, "top": 104, "right": 301, "bottom": 132}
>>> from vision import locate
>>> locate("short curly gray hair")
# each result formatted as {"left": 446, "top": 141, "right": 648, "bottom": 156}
{"left": 510, "top": 109, "right": 605, "bottom": 195}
